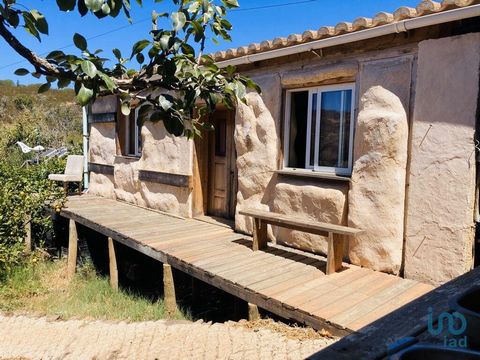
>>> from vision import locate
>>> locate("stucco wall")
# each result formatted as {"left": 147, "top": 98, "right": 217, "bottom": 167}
{"left": 404, "top": 33, "right": 480, "bottom": 285}
{"left": 112, "top": 121, "right": 193, "bottom": 218}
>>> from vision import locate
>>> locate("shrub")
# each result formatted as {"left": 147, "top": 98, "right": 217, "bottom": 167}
{"left": 13, "top": 95, "right": 34, "bottom": 111}
{"left": 0, "top": 159, "right": 66, "bottom": 277}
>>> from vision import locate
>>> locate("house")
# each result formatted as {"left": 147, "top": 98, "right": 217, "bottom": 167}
{"left": 84, "top": 0, "right": 480, "bottom": 287}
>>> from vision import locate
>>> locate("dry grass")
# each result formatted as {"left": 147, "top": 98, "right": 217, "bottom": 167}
{"left": 231, "top": 318, "right": 338, "bottom": 341}
{"left": 0, "top": 260, "right": 190, "bottom": 322}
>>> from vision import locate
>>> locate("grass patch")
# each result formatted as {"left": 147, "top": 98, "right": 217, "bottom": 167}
{"left": 0, "top": 259, "right": 190, "bottom": 322}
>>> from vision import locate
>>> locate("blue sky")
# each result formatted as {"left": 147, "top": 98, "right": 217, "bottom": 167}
{"left": 0, "top": 0, "right": 419, "bottom": 84}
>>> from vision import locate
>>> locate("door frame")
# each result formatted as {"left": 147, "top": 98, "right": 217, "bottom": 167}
{"left": 192, "top": 108, "right": 237, "bottom": 220}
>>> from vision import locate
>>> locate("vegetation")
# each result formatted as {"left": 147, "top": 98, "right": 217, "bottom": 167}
{"left": 0, "top": 82, "right": 81, "bottom": 279}
{"left": 0, "top": 0, "right": 259, "bottom": 138}
{"left": 0, "top": 260, "right": 189, "bottom": 321}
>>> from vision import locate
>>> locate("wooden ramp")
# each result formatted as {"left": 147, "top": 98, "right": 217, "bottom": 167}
{"left": 61, "top": 195, "right": 433, "bottom": 335}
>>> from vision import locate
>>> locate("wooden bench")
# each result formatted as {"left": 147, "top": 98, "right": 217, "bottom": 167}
{"left": 239, "top": 208, "right": 364, "bottom": 275}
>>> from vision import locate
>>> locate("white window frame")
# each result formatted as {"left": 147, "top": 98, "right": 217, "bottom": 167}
{"left": 283, "top": 83, "right": 355, "bottom": 176}
{"left": 125, "top": 107, "right": 142, "bottom": 157}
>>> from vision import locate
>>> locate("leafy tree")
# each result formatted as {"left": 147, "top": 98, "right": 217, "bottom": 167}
{"left": 0, "top": 0, "right": 259, "bottom": 138}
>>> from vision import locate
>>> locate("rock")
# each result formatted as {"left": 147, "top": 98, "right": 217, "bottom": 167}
{"left": 88, "top": 172, "right": 115, "bottom": 198}
{"left": 89, "top": 123, "right": 116, "bottom": 165}
{"left": 272, "top": 179, "right": 348, "bottom": 254}
{"left": 348, "top": 86, "right": 408, "bottom": 274}
{"left": 234, "top": 91, "right": 279, "bottom": 234}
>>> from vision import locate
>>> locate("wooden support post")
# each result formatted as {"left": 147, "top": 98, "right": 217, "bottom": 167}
{"left": 326, "top": 232, "right": 344, "bottom": 275}
{"left": 24, "top": 214, "right": 32, "bottom": 253}
{"left": 67, "top": 219, "right": 78, "bottom": 280}
{"left": 252, "top": 218, "right": 268, "bottom": 251}
{"left": 248, "top": 303, "right": 260, "bottom": 321}
{"left": 108, "top": 237, "right": 118, "bottom": 291}
{"left": 63, "top": 182, "right": 68, "bottom": 195}
{"left": 163, "top": 264, "right": 177, "bottom": 317}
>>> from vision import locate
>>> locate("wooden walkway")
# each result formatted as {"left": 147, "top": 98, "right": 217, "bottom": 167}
{"left": 61, "top": 195, "right": 433, "bottom": 335}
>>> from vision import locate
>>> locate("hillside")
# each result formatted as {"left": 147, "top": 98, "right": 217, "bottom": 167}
{"left": 0, "top": 80, "right": 82, "bottom": 159}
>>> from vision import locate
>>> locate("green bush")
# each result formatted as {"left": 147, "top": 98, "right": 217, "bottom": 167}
{"left": 0, "top": 159, "right": 66, "bottom": 278}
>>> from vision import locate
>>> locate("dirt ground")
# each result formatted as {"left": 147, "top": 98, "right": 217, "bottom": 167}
{"left": 0, "top": 313, "right": 337, "bottom": 360}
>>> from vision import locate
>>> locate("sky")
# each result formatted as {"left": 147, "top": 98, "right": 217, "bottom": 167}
{"left": 0, "top": 0, "right": 420, "bottom": 84}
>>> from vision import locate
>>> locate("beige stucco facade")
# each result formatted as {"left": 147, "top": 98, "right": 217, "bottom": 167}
{"left": 87, "top": 27, "right": 480, "bottom": 286}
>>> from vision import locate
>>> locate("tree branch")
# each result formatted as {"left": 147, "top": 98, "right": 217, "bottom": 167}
{"left": 0, "top": 17, "right": 76, "bottom": 81}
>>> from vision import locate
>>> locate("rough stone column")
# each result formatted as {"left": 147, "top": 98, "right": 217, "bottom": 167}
{"left": 234, "top": 78, "right": 279, "bottom": 234}
{"left": 348, "top": 86, "right": 408, "bottom": 274}
{"left": 404, "top": 33, "right": 480, "bottom": 285}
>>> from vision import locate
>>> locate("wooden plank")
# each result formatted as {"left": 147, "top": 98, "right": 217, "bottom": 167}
{"left": 346, "top": 283, "right": 433, "bottom": 331}
{"left": 108, "top": 237, "right": 119, "bottom": 291}
{"left": 329, "top": 279, "right": 419, "bottom": 328}
{"left": 240, "top": 208, "right": 363, "bottom": 236}
{"left": 67, "top": 219, "right": 78, "bottom": 280}
{"left": 252, "top": 218, "right": 268, "bottom": 251}
{"left": 88, "top": 162, "right": 114, "bottom": 175}
{"left": 138, "top": 169, "right": 192, "bottom": 188}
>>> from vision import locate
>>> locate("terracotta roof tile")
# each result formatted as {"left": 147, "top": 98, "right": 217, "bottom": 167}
{"left": 212, "top": 0, "right": 480, "bottom": 62}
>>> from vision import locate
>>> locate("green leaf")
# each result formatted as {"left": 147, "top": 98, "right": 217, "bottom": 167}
{"left": 57, "top": 78, "right": 71, "bottom": 89}
{"left": 85, "top": 0, "right": 103, "bottom": 12}
{"left": 7, "top": 11, "right": 20, "bottom": 28}
{"left": 171, "top": 11, "right": 186, "bottom": 32}
{"left": 98, "top": 72, "right": 116, "bottom": 91}
{"left": 14, "top": 68, "right": 29, "bottom": 76}
{"left": 101, "top": 3, "right": 111, "bottom": 14}
{"left": 56, "top": 0, "right": 76, "bottom": 11}
{"left": 30, "top": 10, "right": 49, "bottom": 35}
{"left": 136, "top": 53, "right": 145, "bottom": 64}
{"left": 46, "top": 50, "right": 65, "bottom": 60}
{"left": 163, "top": 117, "right": 184, "bottom": 136}
{"left": 80, "top": 60, "right": 97, "bottom": 78}
{"left": 224, "top": 0, "right": 239, "bottom": 8}
{"left": 121, "top": 102, "right": 131, "bottom": 116}
{"left": 112, "top": 48, "right": 122, "bottom": 60}
{"left": 130, "top": 39, "right": 150, "bottom": 59}
{"left": 38, "top": 83, "right": 51, "bottom": 94}
{"left": 77, "top": 84, "right": 93, "bottom": 106}
{"left": 73, "top": 33, "right": 88, "bottom": 51}
{"left": 158, "top": 95, "right": 172, "bottom": 111}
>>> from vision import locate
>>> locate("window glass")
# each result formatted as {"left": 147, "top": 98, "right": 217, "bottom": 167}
{"left": 288, "top": 91, "right": 308, "bottom": 168}
{"left": 285, "top": 86, "right": 354, "bottom": 174}
{"left": 309, "top": 93, "right": 317, "bottom": 167}
{"left": 128, "top": 112, "right": 136, "bottom": 155}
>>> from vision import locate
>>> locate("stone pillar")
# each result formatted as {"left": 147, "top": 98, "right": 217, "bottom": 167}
{"left": 348, "top": 86, "right": 408, "bottom": 274}
{"left": 404, "top": 33, "right": 480, "bottom": 285}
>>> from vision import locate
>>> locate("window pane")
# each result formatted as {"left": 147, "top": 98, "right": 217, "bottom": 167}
{"left": 309, "top": 93, "right": 317, "bottom": 167}
{"left": 137, "top": 123, "right": 142, "bottom": 155}
{"left": 288, "top": 91, "right": 308, "bottom": 168}
{"left": 128, "top": 113, "right": 136, "bottom": 155}
{"left": 318, "top": 89, "right": 352, "bottom": 168}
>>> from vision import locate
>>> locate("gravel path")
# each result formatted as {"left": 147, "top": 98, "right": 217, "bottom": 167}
{"left": 0, "top": 314, "right": 333, "bottom": 359}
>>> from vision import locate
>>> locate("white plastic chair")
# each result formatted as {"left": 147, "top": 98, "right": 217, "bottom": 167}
{"left": 48, "top": 155, "right": 84, "bottom": 194}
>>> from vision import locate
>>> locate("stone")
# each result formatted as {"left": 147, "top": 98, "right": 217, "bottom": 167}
{"left": 89, "top": 123, "right": 116, "bottom": 165}
{"left": 404, "top": 33, "right": 480, "bottom": 285}
{"left": 272, "top": 179, "right": 348, "bottom": 254}
{"left": 234, "top": 90, "right": 279, "bottom": 235}
{"left": 88, "top": 172, "right": 115, "bottom": 198}
{"left": 348, "top": 86, "right": 408, "bottom": 274}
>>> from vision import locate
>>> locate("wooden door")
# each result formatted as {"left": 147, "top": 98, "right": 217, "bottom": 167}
{"left": 208, "top": 111, "right": 236, "bottom": 219}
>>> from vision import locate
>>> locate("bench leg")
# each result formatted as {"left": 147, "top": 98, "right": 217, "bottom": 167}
{"left": 253, "top": 218, "right": 268, "bottom": 251}
{"left": 326, "top": 232, "right": 344, "bottom": 275}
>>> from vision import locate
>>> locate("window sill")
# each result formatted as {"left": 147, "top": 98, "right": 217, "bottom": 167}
{"left": 115, "top": 155, "right": 141, "bottom": 161}
{"left": 274, "top": 169, "right": 351, "bottom": 182}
